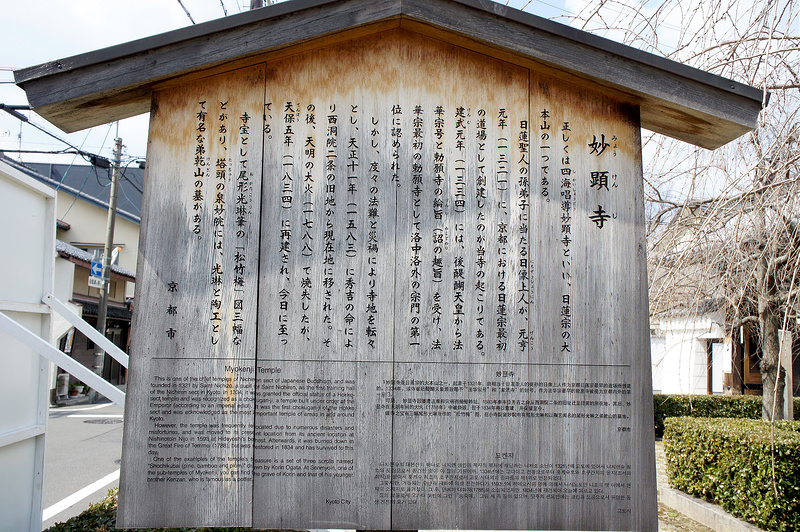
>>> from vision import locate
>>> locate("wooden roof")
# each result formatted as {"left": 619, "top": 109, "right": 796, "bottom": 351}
{"left": 15, "top": 0, "right": 763, "bottom": 149}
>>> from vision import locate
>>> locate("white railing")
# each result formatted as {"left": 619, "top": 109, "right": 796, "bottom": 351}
{"left": 0, "top": 293, "right": 127, "bottom": 407}
{"left": 42, "top": 293, "right": 129, "bottom": 368}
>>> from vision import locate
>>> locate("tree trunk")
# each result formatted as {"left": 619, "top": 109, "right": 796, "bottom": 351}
{"left": 757, "top": 265, "right": 786, "bottom": 421}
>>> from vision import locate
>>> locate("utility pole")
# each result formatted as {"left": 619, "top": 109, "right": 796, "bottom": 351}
{"left": 90, "top": 136, "right": 122, "bottom": 403}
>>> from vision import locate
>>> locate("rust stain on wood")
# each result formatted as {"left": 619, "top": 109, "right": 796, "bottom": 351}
{"left": 265, "top": 29, "right": 527, "bottom": 108}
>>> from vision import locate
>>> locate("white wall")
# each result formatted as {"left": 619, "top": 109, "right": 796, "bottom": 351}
{"left": 51, "top": 257, "right": 78, "bottom": 343}
{"left": 650, "top": 336, "right": 666, "bottom": 393}
{"left": 54, "top": 189, "right": 139, "bottom": 298}
{"left": 711, "top": 341, "right": 729, "bottom": 394}
{"left": 651, "top": 316, "right": 725, "bottom": 395}
{"left": 0, "top": 161, "right": 55, "bottom": 532}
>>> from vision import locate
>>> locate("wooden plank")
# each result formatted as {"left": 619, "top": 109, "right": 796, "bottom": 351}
{"left": 0, "top": 311, "right": 126, "bottom": 407}
{"left": 15, "top": 0, "right": 760, "bottom": 149}
{"left": 117, "top": 25, "right": 658, "bottom": 531}
{"left": 385, "top": 38, "right": 534, "bottom": 529}
{"left": 14, "top": 0, "right": 344, "bottom": 81}
{"left": 117, "top": 65, "right": 265, "bottom": 528}
{"left": 249, "top": 29, "right": 657, "bottom": 530}
{"left": 255, "top": 33, "right": 400, "bottom": 530}
{"left": 42, "top": 293, "right": 129, "bottom": 368}
{"left": 527, "top": 70, "right": 657, "bottom": 530}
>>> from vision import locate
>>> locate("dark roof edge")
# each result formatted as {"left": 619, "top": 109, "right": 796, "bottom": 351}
{"left": 14, "top": 0, "right": 763, "bottom": 105}
{"left": 77, "top": 300, "right": 133, "bottom": 320}
{"left": 14, "top": 0, "right": 338, "bottom": 84}
{"left": 0, "top": 154, "right": 141, "bottom": 225}
{"left": 56, "top": 239, "right": 136, "bottom": 280}
{"left": 452, "top": 0, "right": 764, "bottom": 103}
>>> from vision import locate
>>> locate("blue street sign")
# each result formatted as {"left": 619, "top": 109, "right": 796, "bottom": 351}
{"left": 91, "top": 260, "right": 103, "bottom": 278}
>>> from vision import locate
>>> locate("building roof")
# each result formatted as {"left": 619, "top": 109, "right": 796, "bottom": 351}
{"left": 79, "top": 300, "right": 133, "bottom": 320}
{"left": 0, "top": 155, "right": 142, "bottom": 224}
{"left": 14, "top": 0, "right": 762, "bottom": 149}
{"left": 56, "top": 239, "right": 136, "bottom": 281}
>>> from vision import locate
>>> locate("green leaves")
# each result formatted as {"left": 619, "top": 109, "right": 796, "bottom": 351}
{"left": 653, "top": 394, "right": 772, "bottom": 437}
{"left": 44, "top": 489, "right": 283, "bottom": 532}
{"left": 664, "top": 417, "right": 800, "bottom": 532}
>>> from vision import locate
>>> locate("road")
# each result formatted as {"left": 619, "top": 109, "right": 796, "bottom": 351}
{"left": 41, "top": 402, "right": 124, "bottom": 530}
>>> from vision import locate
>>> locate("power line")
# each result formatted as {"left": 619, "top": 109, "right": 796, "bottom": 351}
{"left": 0, "top": 104, "right": 111, "bottom": 166}
{"left": 0, "top": 149, "right": 73, "bottom": 155}
{"left": 56, "top": 127, "right": 97, "bottom": 192}
{"left": 92, "top": 164, "right": 112, "bottom": 188}
{"left": 0, "top": 105, "right": 145, "bottom": 185}
{"left": 176, "top": 0, "right": 196, "bottom": 24}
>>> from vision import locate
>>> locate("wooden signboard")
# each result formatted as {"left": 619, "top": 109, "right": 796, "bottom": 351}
{"left": 119, "top": 29, "right": 657, "bottom": 531}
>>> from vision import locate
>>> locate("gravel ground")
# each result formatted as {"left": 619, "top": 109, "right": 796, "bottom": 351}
{"left": 655, "top": 441, "right": 715, "bottom": 532}
{"left": 658, "top": 502, "right": 715, "bottom": 532}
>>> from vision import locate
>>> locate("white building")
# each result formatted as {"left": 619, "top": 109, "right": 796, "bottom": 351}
{"left": 650, "top": 314, "right": 729, "bottom": 395}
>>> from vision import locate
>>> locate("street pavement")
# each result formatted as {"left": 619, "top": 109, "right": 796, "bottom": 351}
{"left": 41, "top": 402, "right": 124, "bottom": 530}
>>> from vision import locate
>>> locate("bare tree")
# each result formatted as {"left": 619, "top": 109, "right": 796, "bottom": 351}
{"left": 564, "top": 0, "right": 800, "bottom": 419}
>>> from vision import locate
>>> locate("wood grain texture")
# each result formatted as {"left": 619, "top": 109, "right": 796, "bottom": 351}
{"left": 120, "top": 29, "right": 657, "bottom": 531}
{"left": 16, "top": 0, "right": 759, "bottom": 149}
{"left": 528, "top": 70, "right": 658, "bottom": 531}
{"left": 118, "top": 65, "right": 265, "bottom": 528}
{"left": 252, "top": 30, "right": 657, "bottom": 531}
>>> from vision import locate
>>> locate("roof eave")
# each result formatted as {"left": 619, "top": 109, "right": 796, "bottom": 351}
{"left": 14, "top": 0, "right": 764, "bottom": 149}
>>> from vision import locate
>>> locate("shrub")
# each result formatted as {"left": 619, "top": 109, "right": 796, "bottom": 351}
{"left": 664, "top": 417, "right": 800, "bottom": 532}
{"left": 652, "top": 394, "right": 800, "bottom": 437}
{"left": 44, "top": 489, "right": 116, "bottom": 532}
{"left": 44, "top": 488, "right": 282, "bottom": 532}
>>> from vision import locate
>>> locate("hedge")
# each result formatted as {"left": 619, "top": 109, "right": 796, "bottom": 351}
{"left": 653, "top": 394, "right": 800, "bottom": 437}
{"left": 664, "top": 417, "right": 800, "bottom": 532}
{"left": 44, "top": 488, "right": 281, "bottom": 532}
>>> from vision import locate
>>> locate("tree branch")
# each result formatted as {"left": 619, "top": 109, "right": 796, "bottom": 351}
{"left": 766, "top": 83, "right": 800, "bottom": 90}
{"left": 731, "top": 315, "right": 759, "bottom": 329}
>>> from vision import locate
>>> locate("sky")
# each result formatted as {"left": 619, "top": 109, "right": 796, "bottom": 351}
{"left": 1, "top": 0, "right": 262, "bottom": 165}
{"left": 0, "top": 0, "right": 650, "bottom": 168}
